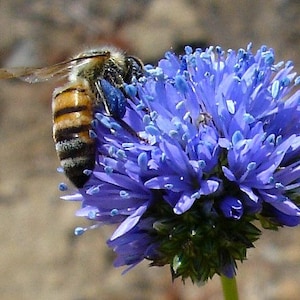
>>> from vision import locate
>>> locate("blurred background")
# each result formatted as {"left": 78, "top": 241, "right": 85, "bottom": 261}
{"left": 0, "top": 1, "right": 300, "bottom": 299}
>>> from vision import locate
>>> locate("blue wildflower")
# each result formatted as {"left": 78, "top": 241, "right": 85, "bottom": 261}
{"left": 62, "top": 44, "right": 300, "bottom": 283}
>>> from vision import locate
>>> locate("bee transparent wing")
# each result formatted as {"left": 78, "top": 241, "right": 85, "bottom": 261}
{"left": 0, "top": 59, "right": 77, "bottom": 83}
{"left": 0, "top": 53, "right": 107, "bottom": 83}
{"left": 21, "top": 63, "right": 72, "bottom": 83}
{"left": 0, "top": 67, "right": 36, "bottom": 80}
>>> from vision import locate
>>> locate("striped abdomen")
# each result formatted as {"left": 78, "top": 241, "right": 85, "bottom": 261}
{"left": 52, "top": 83, "right": 95, "bottom": 188}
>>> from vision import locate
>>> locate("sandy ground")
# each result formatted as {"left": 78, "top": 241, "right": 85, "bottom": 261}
{"left": 0, "top": 1, "right": 300, "bottom": 299}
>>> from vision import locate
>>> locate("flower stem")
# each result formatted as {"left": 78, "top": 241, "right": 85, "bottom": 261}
{"left": 220, "top": 275, "right": 239, "bottom": 300}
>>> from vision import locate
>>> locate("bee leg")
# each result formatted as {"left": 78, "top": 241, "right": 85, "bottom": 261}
{"left": 95, "top": 80, "right": 111, "bottom": 116}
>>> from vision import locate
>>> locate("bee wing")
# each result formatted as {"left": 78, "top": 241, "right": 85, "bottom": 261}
{"left": 0, "top": 59, "right": 77, "bottom": 83}
{"left": 0, "top": 53, "right": 109, "bottom": 83}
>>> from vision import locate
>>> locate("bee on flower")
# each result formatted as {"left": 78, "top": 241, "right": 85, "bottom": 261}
{"left": 62, "top": 43, "right": 300, "bottom": 283}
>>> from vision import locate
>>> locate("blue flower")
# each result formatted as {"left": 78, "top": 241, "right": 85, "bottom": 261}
{"left": 62, "top": 44, "right": 300, "bottom": 283}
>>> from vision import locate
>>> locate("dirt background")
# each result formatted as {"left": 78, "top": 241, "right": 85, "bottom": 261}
{"left": 0, "top": 1, "right": 300, "bottom": 299}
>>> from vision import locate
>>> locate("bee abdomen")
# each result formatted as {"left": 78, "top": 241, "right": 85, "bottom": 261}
{"left": 55, "top": 138, "right": 95, "bottom": 188}
{"left": 52, "top": 84, "right": 95, "bottom": 188}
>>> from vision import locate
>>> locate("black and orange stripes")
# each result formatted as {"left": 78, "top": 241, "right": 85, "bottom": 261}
{"left": 52, "top": 83, "right": 95, "bottom": 187}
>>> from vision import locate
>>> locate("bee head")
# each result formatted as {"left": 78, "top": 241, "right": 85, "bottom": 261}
{"left": 124, "top": 56, "right": 144, "bottom": 83}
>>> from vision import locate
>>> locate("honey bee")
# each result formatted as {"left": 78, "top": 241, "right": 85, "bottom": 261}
{"left": 0, "top": 47, "right": 144, "bottom": 188}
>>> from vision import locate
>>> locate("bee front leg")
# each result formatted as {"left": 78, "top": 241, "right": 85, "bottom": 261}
{"left": 94, "top": 80, "right": 112, "bottom": 116}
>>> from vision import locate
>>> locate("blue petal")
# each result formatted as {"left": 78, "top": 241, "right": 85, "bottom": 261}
{"left": 111, "top": 204, "right": 148, "bottom": 240}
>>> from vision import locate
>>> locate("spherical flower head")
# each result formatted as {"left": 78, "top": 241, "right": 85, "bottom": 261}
{"left": 62, "top": 44, "right": 300, "bottom": 283}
